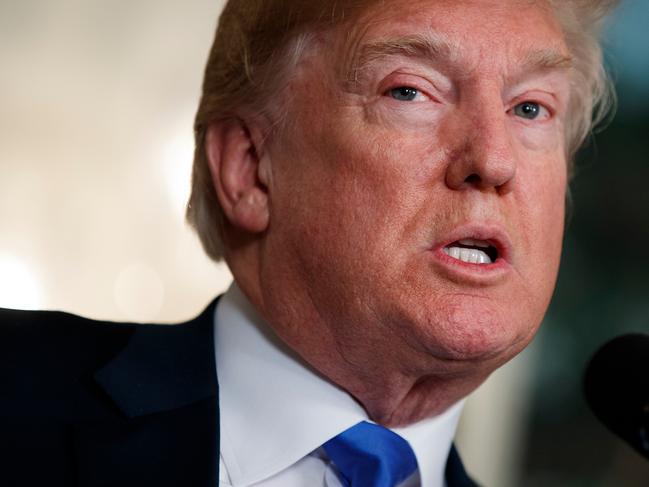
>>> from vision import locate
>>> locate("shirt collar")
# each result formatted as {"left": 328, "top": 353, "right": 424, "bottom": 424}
{"left": 394, "top": 401, "right": 465, "bottom": 487}
{"left": 215, "top": 283, "right": 464, "bottom": 487}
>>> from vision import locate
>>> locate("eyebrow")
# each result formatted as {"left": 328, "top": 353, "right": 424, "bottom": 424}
{"left": 345, "top": 34, "right": 458, "bottom": 83}
{"left": 517, "top": 47, "right": 573, "bottom": 72}
{"left": 344, "top": 34, "right": 573, "bottom": 84}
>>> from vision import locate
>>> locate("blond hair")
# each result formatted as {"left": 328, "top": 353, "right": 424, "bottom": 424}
{"left": 186, "top": 0, "right": 619, "bottom": 262}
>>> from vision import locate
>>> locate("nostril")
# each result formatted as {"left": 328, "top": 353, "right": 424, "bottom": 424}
{"left": 464, "top": 174, "right": 481, "bottom": 184}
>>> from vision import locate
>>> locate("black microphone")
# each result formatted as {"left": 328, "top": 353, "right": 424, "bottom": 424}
{"left": 584, "top": 333, "right": 649, "bottom": 459}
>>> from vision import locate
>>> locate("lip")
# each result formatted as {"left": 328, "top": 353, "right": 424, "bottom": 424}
{"left": 430, "top": 223, "right": 514, "bottom": 284}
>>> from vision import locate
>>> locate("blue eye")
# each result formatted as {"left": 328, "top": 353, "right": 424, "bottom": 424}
{"left": 390, "top": 87, "right": 419, "bottom": 101}
{"left": 514, "top": 102, "right": 542, "bottom": 120}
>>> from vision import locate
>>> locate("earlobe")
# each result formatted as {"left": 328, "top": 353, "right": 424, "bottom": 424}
{"left": 205, "top": 119, "right": 270, "bottom": 234}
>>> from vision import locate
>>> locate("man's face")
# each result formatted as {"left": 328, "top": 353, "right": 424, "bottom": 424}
{"left": 260, "top": 0, "right": 570, "bottom": 388}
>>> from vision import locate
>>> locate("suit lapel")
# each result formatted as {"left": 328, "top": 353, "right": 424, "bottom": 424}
{"left": 445, "top": 444, "right": 480, "bottom": 487}
{"left": 94, "top": 298, "right": 219, "bottom": 418}
{"left": 71, "top": 295, "right": 477, "bottom": 487}
{"left": 75, "top": 298, "right": 220, "bottom": 487}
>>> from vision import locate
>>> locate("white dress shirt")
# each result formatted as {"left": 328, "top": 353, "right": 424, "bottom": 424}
{"left": 215, "top": 283, "right": 464, "bottom": 487}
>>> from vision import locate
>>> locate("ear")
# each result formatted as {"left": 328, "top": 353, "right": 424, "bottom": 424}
{"left": 205, "top": 119, "right": 269, "bottom": 234}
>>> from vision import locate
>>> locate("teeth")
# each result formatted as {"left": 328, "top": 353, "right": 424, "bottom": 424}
{"left": 443, "top": 246, "right": 492, "bottom": 264}
{"left": 458, "top": 238, "right": 490, "bottom": 249}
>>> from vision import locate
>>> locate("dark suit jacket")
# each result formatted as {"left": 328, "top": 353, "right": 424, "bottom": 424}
{"left": 0, "top": 300, "right": 478, "bottom": 487}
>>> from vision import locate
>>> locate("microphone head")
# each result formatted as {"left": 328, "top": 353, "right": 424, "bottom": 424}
{"left": 584, "top": 333, "right": 649, "bottom": 459}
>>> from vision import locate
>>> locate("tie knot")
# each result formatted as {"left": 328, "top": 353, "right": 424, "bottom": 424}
{"left": 323, "top": 421, "right": 418, "bottom": 487}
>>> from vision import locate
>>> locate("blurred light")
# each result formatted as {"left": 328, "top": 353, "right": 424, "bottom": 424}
{"left": 0, "top": 253, "right": 42, "bottom": 310}
{"left": 161, "top": 128, "right": 195, "bottom": 218}
{"left": 113, "top": 262, "right": 165, "bottom": 322}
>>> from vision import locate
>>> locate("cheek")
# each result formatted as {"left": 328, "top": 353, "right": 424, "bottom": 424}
{"left": 275, "top": 129, "right": 431, "bottom": 293}
{"left": 315, "top": 120, "right": 427, "bottom": 210}
{"left": 534, "top": 158, "right": 567, "bottom": 242}
{"left": 518, "top": 155, "right": 567, "bottom": 289}
{"left": 515, "top": 120, "right": 566, "bottom": 153}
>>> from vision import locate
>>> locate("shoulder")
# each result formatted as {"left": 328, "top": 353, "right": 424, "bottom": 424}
{"left": 0, "top": 307, "right": 137, "bottom": 374}
{"left": 0, "top": 308, "right": 135, "bottom": 416}
{"left": 0, "top": 302, "right": 218, "bottom": 419}
{"left": 0, "top": 302, "right": 220, "bottom": 485}
{"left": 0, "top": 305, "right": 136, "bottom": 338}
{"left": 0, "top": 303, "right": 217, "bottom": 358}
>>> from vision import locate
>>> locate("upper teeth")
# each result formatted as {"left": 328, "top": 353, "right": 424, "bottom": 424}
{"left": 444, "top": 240, "right": 493, "bottom": 265}
{"left": 458, "top": 238, "right": 490, "bottom": 249}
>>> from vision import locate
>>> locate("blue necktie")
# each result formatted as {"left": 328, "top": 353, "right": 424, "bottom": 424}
{"left": 323, "top": 421, "right": 419, "bottom": 487}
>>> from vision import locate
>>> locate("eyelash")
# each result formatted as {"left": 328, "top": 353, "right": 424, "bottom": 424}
{"left": 386, "top": 86, "right": 430, "bottom": 102}
{"left": 509, "top": 101, "right": 552, "bottom": 121}
{"left": 385, "top": 85, "right": 553, "bottom": 123}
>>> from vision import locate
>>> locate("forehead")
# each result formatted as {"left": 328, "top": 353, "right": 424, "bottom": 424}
{"left": 336, "top": 0, "right": 569, "bottom": 75}
{"left": 353, "top": 0, "right": 559, "bottom": 29}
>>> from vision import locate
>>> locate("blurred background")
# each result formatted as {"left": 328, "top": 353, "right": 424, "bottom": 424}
{"left": 0, "top": 0, "right": 647, "bottom": 485}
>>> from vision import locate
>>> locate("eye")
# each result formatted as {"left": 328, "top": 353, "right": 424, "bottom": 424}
{"left": 513, "top": 101, "right": 548, "bottom": 120}
{"left": 389, "top": 87, "right": 423, "bottom": 102}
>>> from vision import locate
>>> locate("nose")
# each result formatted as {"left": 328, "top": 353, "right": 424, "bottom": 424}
{"left": 444, "top": 104, "right": 517, "bottom": 194}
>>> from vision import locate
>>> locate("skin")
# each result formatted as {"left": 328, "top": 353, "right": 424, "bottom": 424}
{"left": 208, "top": 0, "right": 572, "bottom": 426}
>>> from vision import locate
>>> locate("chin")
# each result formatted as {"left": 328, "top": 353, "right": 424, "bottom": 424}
{"left": 410, "top": 297, "right": 540, "bottom": 365}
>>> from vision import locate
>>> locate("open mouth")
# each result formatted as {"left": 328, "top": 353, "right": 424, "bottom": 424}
{"left": 443, "top": 238, "right": 499, "bottom": 265}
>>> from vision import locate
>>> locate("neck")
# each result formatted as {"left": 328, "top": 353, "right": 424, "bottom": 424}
{"left": 283, "top": 328, "right": 490, "bottom": 427}
{"left": 227, "top": 249, "right": 489, "bottom": 428}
